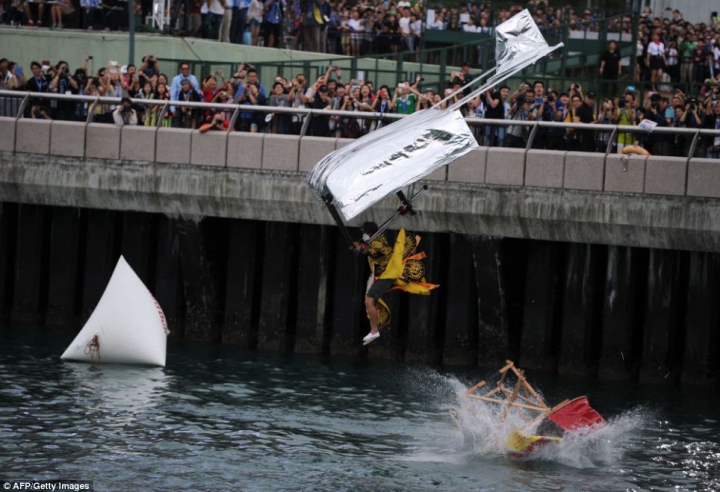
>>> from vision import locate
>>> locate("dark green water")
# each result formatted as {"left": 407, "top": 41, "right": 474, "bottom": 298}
{"left": 1, "top": 331, "right": 718, "bottom": 492}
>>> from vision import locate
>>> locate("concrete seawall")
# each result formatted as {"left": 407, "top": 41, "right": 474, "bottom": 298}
{"left": 2, "top": 116, "right": 720, "bottom": 252}
{"left": 0, "top": 202, "right": 718, "bottom": 386}
{"left": 1, "top": 117, "right": 720, "bottom": 385}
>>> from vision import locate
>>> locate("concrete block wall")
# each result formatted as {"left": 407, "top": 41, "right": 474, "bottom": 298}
{"left": 86, "top": 123, "right": 121, "bottom": 160}
{"left": 262, "top": 134, "right": 300, "bottom": 171}
{"left": 299, "top": 136, "right": 337, "bottom": 172}
{"left": 687, "top": 158, "right": 720, "bottom": 198}
{"left": 564, "top": 152, "right": 605, "bottom": 191}
{"left": 50, "top": 121, "right": 86, "bottom": 158}
{"left": 5, "top": 122, "right": 720, "bottom": 202}
{"left": 447, "top": 147, "right": 487, "bottom": 183}
{"left": 156, "top": 128, "right": 191, "bottom": 165}
{"left": 263, "top": 134, "right": 300, "bottom": 171}
{"left": 525, "top": 150, "right": 565, "bottom": 188}
{"left": 645, "top": 156, "right": 687, "bottom": 196}
{"left": 191, "top": 130, "right": 228, "bottom": 167}
{"left": 605, "top": 154, "right": 646, "bottom": 193}
{"left": 121, "top": 126, "right": 157, "bottom": 162}
{"left": 228, "top": 133, "right": 264, "bottom": 169}
{"left": 0, "top": 117, "right": 17, "bottom": 152}
{"left": 15, "top": 119, "right": 51, "bottom": 154}
{"left": 486, "top": 148, "right": 525, "bottom": 186}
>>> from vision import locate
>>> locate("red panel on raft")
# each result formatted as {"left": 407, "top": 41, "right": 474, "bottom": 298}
{"left": 547, "top": 397, "right": 604, "bottom": 431}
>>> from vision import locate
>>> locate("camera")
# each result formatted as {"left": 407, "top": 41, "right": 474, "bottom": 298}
{"left": 618, "top": 99, "right": 626, "bottom": 108}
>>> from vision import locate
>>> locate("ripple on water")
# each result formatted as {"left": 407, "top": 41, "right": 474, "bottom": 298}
{"left": 1, "top": 335, "right": 719, "bottom": 491}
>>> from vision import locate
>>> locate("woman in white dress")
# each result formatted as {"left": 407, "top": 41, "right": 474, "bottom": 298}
{"left": 646, "top": 31, "right": 666, "bottom": 90}
{"left": 348, "top": 10, "right": 364, "bottom": 57}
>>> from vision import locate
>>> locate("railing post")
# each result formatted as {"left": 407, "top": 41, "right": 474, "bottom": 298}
{"left": 300, "top": 111, "right": 312, "bottom": 137}
{"left": 15, "top": 94, "right": 29, "bottom": 120}
{"left": 228, "top": 107, "right": 240, "bottom": 133}
{"left": 688, "top": 130, "right": 701, "bottom": 159}
{"left": 86, "top": 97, "right": 99, "bottom": 123}
{"left": 605, "top": 127, "right": 618, "bottom": 155}
{"left": 157, "top": 102, "right": 170, "bottom": 128}
{"left": 525, "top": 122, "right": 539, "bottom": 150}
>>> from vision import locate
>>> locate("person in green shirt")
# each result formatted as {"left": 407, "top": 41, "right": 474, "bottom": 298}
{"left": 679, "top": 34, "right": 697, "bottom": 84}
{"left": 394, "top": 80, "right": 421, "bottom": 114}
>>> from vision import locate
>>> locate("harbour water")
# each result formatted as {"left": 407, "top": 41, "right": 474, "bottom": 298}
{"left": 1, "top": 331, "right": 718, "bottom": 492}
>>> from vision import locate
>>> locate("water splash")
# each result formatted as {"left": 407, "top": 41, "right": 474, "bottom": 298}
{"left": 400, "top": 369, "right": 652, "bottom": 470}
{"left": 529, "top": 408, "right": 653, "bottom": 468}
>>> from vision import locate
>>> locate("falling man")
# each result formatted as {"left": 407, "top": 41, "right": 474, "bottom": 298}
{"left": 355, "top": 222, "right": 439, "bottom": 345}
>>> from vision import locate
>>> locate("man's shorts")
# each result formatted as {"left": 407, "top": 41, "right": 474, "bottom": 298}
{"left": 366, "top": 278, "right": 394, "bottom": 301}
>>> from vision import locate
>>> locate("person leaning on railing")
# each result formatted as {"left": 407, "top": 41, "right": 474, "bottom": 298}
{"left": 594, "top": 97, "right": 618, "bottom": 153}
{"left": 113, "top": 96, "right": 137, "bottom": 126}
{"left": 233, "top": 68, "right": 267, "bottom": 132}
{"left": 506, "top": 93, "right": 533, "bottom": 148}
{"left": 199, "top": 109, "right": 230, "bottom": 133}
{"left": 267, "top": 80, "right": 291, "bottom": 134}
{"left": 702, "top": 100, "right": 720, "bottom": 159}
{"left": 545, "top": 91, "right": 567, "bottom": 151}
{"left": 616, "top": 93, "right": 637, "bottom": 153}
{"left": 482, "top": 85, "right": 509, "bottom": 148}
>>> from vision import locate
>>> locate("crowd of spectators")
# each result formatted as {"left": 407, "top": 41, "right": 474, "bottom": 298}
{"left": 2, "top": 54, "right": 719, "bottom": 158}
{"left": 1, "top": 0, "right": 612, "bottom": 55}
{"left": 628, "top": 7, "right": 720, "bottom": 91}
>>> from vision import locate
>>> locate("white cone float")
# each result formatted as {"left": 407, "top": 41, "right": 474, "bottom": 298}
{"left": 61, "top": 256, "right": 170, "bottom": 366}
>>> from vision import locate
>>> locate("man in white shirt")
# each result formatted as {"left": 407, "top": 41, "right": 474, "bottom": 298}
{"left": 202, "top": 0, "right": 226, "bottom": 39}
{"left": 170, "top": 62, "right": 201, "bottom": 119}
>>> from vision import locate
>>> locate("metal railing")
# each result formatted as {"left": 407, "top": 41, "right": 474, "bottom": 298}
{"left": 2, "top": 90, "right": 718, "bottom": 159}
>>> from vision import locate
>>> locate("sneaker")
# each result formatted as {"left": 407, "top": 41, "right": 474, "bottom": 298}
{"left": 362, "top": 332, "right": 380, "bottom": 345}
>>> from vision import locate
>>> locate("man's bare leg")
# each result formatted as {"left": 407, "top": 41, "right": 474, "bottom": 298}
{"left": 364, "top": 296, "right": 379, "bottom": 334}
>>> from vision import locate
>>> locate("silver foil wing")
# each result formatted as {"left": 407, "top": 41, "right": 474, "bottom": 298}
{"left": 495, "top": 9, "right": 559, "bottom": 77}
{"left": 306, "top": 108, "right": 477, "bottom": 221}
